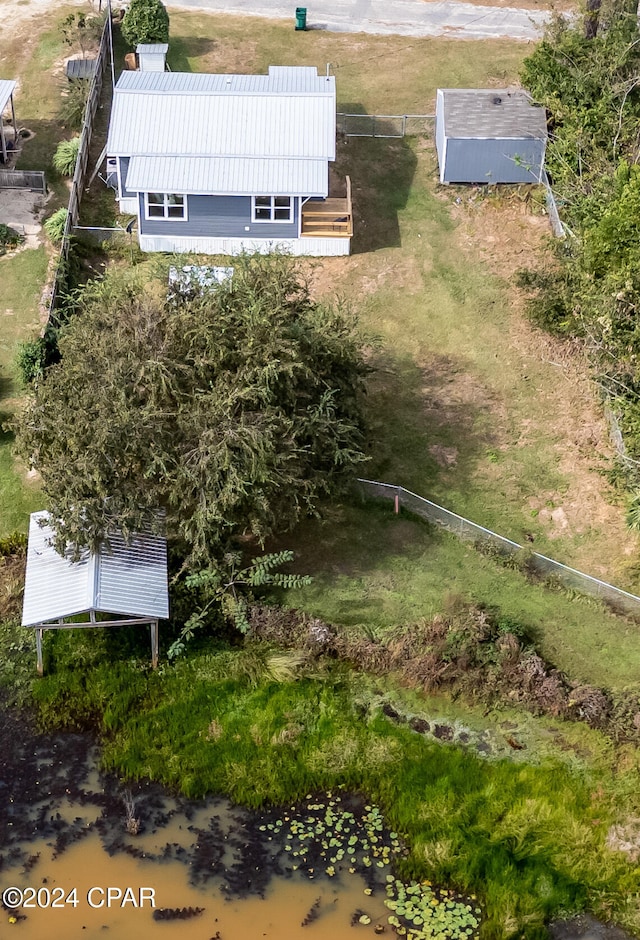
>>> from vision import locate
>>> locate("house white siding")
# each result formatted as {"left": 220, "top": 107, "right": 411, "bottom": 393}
{"left": 139, "top": 233, "right": 351, "bottom": 257}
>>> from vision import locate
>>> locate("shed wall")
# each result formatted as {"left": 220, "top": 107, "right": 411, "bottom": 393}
{"left": 435, "top": 91, "right": 447, "bottom": 184}
{"left": 138, "top": 193, "right": 299, "bottom": 239}
{"left": 442, "top": 137, "right": 544, "bottom": 184}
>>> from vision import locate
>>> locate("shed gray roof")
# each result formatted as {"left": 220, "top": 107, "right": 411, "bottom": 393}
{"left": 0, "top": 79, "right": 17, "bottom": 115}
{"left": 107, "top": 66, "right": 336, "bottom": 163}
{"left": 440, "top": 89, "right": 547, "bottom": 140}
{"left": 66, "top": 58, "right": 98, "bottom": 80}
{"left": 22, "top": 511, "right": 169, "bottom": 626}
{"left": 136, "top": 43, "right": 169, "bottom": 54}
{"left": 126, "top": 154, "right": 328, "bottom": 196}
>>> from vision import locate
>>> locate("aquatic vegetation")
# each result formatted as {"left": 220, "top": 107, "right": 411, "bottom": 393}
{"left": 258, "top": 792, "right": 402, "bottom": 877}
{"left": 259, "top": 791, "right": 481, "bottom": 938}
{"left": 385, "top": 877, "right": 480, "bottom": 940}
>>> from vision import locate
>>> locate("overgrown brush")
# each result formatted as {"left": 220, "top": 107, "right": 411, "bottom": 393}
{"left": 248, "top": 599, "right": 640, "bottom": 741}
{"left": 0, "top": 223, "right": 23, "bottom": 256}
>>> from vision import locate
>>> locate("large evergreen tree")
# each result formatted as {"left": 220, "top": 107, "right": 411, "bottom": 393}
{"left": 16, "top": 255, "right": 369, "bottom": 563}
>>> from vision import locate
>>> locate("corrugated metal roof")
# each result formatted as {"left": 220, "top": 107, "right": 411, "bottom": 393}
{"left": 126, "top": 155, "right": 328, "bottom": 196}
{"left": 440, "top": 89, "right": 547, "bottom": 140}
{"left": 22, "top": 511, "right": 169, "bottom": 626}
{"left": 107, "top": 68, "right": 336, "bottom": 161}
{"left": 116, "top": 67, "right": 335, "bottom": 95}
{"left": 136, "top": 43, "right": 169, "bottom": 54}
{"left": 66, "top": 58, "right": 98, "bottom": 80}
{"left": 0, "top": 79, "right": 17, "bottom": 115}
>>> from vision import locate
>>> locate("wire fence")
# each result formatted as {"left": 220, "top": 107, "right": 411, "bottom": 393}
{"left": 45, "top": 15, "right": 110, "bottom": 330}
{"left": 337, "top": 113, "right": 434, "bottom": 138}
{"left": 357, "top": 477, "right": 640, "bottom": 619}
{"left": 541, "top": 170, "right": 565, "bottom": 239}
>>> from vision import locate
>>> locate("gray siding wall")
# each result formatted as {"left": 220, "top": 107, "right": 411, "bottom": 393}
{"left": 443, "top": 138, "right": 545, "bottom": 184}
{"left": 139, "top": 194, "right": 300, "bottom": 238}
{"left": 119, "top": 157, "right": 136, "bottom": 198}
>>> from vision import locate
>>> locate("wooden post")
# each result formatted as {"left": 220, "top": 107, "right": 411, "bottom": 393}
{"left": 36, "top": 628, "right": 44, "bottom": 677}
{"left": 0, "top": 120, "right": 6, "bottom": 165}
{"left": 150, "top": 621, "right": 159, "bottom": 669}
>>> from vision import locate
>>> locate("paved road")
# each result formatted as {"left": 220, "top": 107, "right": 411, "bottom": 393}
{"left": 167, "top": 0, "right": 549, "bottom": 41}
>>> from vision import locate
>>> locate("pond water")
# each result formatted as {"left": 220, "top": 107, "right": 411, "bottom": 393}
{"left": 1, "top": 714, "right": 467, "bottom": 940}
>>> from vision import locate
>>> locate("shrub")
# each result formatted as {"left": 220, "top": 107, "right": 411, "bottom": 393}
{"left": 59, "top": 78, "right": 89, "bottom": 131}
{"left": 121, "top": 0, "right": 169, "bottom": 47}
{"left": 16, "top": 329, "right": 59, "bottom": 385}
{"left": 53, "top": 137, "right": 80, "bottom": 178}
{"left": 44, "top": 208, "right": 69, "bottom": 245}
{"left": 0, "top": 223, "right": 24, "bottom": 256}
{"left": 0, "top": 532, "right": 27, "bottom": 557}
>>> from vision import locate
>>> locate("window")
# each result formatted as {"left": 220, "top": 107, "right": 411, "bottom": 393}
{"left": 252, "top": 195, "right": 293, "bottom": 223}
{"left": 145, "top": 192, "right": 187, "bottom": 221}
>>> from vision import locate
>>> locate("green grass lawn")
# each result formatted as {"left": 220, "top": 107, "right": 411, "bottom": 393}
{"left": 167, "top": 12, "right": 527, "bottom": 113}
{"left": 283, "top": 501, "right": 640, "bottom": 692}
{"left": 0, "top": 247, "right": 48, "bottom": 533}
{"left": 0, "top": 4, "right": 97, "bottom": 533}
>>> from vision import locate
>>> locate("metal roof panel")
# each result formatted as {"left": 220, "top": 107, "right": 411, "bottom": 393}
{"left": 126, "top": 155, "right": 328, "bottom": 196}
{"left": 107, "top": 68, "right": 336, "bottom": 161}
{"left": 0, "top": 79, "right": 17, "bottom": 115}
{"left": 22, "top": 512, "right": 169, "bottom": 625}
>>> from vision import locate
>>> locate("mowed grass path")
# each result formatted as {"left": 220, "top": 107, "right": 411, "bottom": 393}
{"left": 0, "top": 249, "right": 48, "bottom": 534}
{"left": 0, "top": 5, "right": 86, "bottom": 534}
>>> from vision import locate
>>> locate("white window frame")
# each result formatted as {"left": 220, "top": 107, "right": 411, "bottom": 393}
{"left": 144, "top": 192, "right": 188, "bottom": 222}
{"left": 251, "top": 195, "right": 293, "bottom": 224}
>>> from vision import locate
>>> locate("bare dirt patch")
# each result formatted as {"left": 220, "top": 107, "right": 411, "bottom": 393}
{"left": 197, "top": 38, "right": 258, "bottom": 74}
{"left": 0, "top": 0, "right": 84, "bottom": 29}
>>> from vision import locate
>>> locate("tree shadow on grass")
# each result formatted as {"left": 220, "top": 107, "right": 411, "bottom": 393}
{"left": 168, "top": 36, "right": 217, "bottom": 72}
{"left": 334, "top": 123, "right": 418, "bottom": 253}
{"left": 365, "top": 349, "right": 498, "bottom": 497}
{"left": 274, "top": 347, "right": 498, "bottom": 596}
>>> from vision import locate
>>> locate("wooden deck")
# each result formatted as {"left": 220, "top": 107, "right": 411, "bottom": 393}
{"left": 301, "top": 176, "right": 353, "bottom": 237}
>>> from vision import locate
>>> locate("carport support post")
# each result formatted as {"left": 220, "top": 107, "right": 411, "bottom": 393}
{"left": 10, "top": 93, "right": 17, "bottom": 148}
{"left": 150, "top": 620, "right": 158, "bottom": 669}
{"left": 35, "top": 627, "right": 43, "bottom": 677}
{"left": 0, "top": 120, "right": 6, "bottom": 164}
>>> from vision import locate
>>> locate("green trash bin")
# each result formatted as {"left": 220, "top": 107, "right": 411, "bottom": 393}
{"left": 295, "top": 6, "right": 307, "bottom": 29}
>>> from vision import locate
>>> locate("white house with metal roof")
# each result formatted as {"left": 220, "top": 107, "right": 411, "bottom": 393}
{"left": 435, "top": 88, "right": 547, "bottom": 185}
{"left": 22, "top": 511, "right": 169, "bottom": 675}
{"left": 106, "top": 65, "right": 353, "bottom": 256}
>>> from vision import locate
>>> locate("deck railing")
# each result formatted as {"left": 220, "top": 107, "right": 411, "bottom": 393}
{"left": 301, "top": 176, "right": 353, "bottom": 237}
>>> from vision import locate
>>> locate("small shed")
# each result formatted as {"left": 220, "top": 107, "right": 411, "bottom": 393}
{"left": 435, "top": 88, "right": 547, "bottom": 185}
{"left": 22, "top": 511, "right": 169, "bottom": 675}
{"left": 65, "top": 57, "right": 98, "bottom": 81}
{"left": 136, "top": 43, "right": 168, "bottom": 72}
